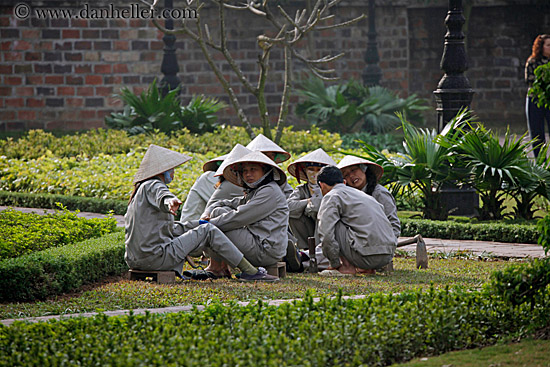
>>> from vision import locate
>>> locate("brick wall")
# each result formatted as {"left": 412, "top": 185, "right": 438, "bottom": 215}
{"left": 0, "top": 0, "right": 549, "bottom": 132}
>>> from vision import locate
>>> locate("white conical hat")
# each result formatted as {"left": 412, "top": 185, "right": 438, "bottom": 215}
{"left": 203, "top": 153, "right": 228, "bottom": 172}
{"left": 223, "top": 151, "right": 287, "bottom": 187}
{"left": 133, "top": 144, "right": 192, "bottom": 183}
{"left": 213, "top": 144, "right": 252, "bottom": 177}
{"left": 336, "top": 155, "right": 384, "bottom": 181}
{"left": 287, "top": 148, "right": 337, "bottom": 182}
{"left": 245, "top": 134, "right": 291, "bottom": 163}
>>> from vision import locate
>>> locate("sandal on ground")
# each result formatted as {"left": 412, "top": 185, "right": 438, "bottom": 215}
{"left": 176, "top": 271, "right": 192, "bottom": 280}
{"left": 319, "top": 269, "right": 353, "bottom": 277}
{"left": 182, "top": 269, "right": 216, "bottom": 280}
{"left": 208, "top": 270, "right": 232, "bottom": 279}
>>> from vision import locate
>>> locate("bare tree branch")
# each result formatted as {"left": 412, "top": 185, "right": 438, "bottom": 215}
{"left": 217, "top": 0, "right": 257, "bottom": 95}
{"left": 275, "top": 45, "right": 291, "bottom": 143}
{"left": 194, "top": 3, "right": 256, "bottom": 138}
{"left": 315, "top": 14, "right": 366, "bottom": 31}
{"left": 151, "top": 0, "right": 364, "bottom": 142}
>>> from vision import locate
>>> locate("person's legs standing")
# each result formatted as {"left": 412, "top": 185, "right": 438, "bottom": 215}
{"left": 527, "top": 96, "right": 546, "bottom": 157}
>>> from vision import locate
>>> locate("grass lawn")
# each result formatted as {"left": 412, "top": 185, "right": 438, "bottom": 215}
{"left": 0, "top": 253, "right": 520, "bottom": 320}
{"left": 392, "top": 338, "right": 550, "bottom": 367}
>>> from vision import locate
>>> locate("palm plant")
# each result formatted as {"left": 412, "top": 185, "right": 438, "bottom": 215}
{"left": 295, "top": 77, "right": 428, "bottom": 134}
{"left": 105, "top": 80, "right": 227, "bottom": 135}
{"left": 351, "top": 110, "right": 470, "bottom": 220}
{"left": 510, "top": 143, "right": 550, "bottom": 220}
{"left": 295, "top": 77, "right": 372, "bottom": 134}
{"left": 449, "top": 126, "right": 533, "bottom": 220}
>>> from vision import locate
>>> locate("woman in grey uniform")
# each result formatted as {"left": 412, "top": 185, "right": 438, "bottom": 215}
{"left": 124, "top": 144, "right": 278, "bottom": 282}
{"left": 178, "top": 154, "right": 227, "bottom": 223}
{"left": 287, "top": 148, "right": 336, "bottom": 250}
{"left": 337, "top": 155, "right": 401, "bottom": 240}
{"left": 202, "top": 151, "right": 290, "bottom": 271}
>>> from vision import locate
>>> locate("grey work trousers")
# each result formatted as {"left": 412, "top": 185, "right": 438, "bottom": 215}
{"left": 210, "top": 207, "right": 281, "bottom": 267}
{"left": 289, "top": 215, "right": 316, "bottom": 250}
{"left": 322, "top": 221, "right": 394, "bottom": 270}
{"left": 168, "top": 223, "right": 244, "bottom": 271}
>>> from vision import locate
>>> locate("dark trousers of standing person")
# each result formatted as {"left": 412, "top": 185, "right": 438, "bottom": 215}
{"left": 526, "top": 96, "right": 550, "bottom": 157}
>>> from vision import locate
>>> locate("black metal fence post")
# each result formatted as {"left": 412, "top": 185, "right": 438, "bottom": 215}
{"left": 362, "top": 0, "right": 381, "bottom": 86}
{"left": 160, "top": 0, "right": 181, "bottom": 95}
{"left": 433, "top": 0, "right": 477, "bottom": 217}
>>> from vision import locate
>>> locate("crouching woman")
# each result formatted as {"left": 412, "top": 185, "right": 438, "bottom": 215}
{"left": 316, "top": 165, "right": 397, "bottom": 276}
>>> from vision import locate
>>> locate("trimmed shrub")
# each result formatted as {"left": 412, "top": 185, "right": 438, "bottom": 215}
{"left": 401, "top": 218, "right": 539, "bottom": 244}
{"left": 0, "top": 208, "right": 117, "bottom": 260}
{"left": 0, "top": 231, "right": 127, "bottom": 302}
{"left": 537, "top": 214, "right": 550, "bottom": 255}
{"left": 0, "top": 190, "right": 127, "bottom": 215}
{"left": 1, "top": 288, "right": 547, "bottom": 366}
{"left": 487, "top": 258, "right": 550, "bottom": 309}
{"left": 0, "top": 148, "right": 339, "bottom": 202}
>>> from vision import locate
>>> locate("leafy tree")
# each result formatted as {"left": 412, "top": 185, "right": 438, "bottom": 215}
{"left": 529, "top": 63, "right": 550, "bottom": 109}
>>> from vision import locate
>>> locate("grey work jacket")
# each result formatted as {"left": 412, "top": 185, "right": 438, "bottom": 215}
{"left": 288, "top": 183, "right": 310, "bottom": 218}
{"left": 180, "top": 171, "right": 217, "bottom": 223}
{"left": 203, "top": 180, "right": 244, "bottom": 217}
{"left": 365, "top": 184, "right": 401, "bottom": 239}
{"left": 124, "top": 178, "right": 187, "bottom": 271}
{"left": 208, "top": 180, "right": 289, "bottom": 260}
{"left": 318, "top": 183, "right": 397, "bottom": 268}
{"left": 288, "top": 183, "right": 320, "bottom": 219}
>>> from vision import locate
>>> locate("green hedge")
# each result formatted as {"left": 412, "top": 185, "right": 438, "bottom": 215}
{"left": 0, "top": 231, "right": 127, "bottom": 302}
{"left": 488, "top": 257, "right": 550, "bottom": 308}
{"left": 401, "top": 218, "right": 539, "bottom": 244}
{"left": 0, "top": 208, "right": 117, "bottom": 260}
{"left": 0, "top": 190, "right": 127, "bottom": 215}
{"left": 1, "top": 288, "right": 548, "bottom": 366}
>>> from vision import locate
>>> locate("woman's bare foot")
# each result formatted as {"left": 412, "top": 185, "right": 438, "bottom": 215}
{"left": 356, "top": 268, "right": 375, "bottom": 275}
{"left": 204, "top": 258, "right": 223, "bottom": 272}
{"left": 328, "top": 256, "right": 356, "bottom": 275}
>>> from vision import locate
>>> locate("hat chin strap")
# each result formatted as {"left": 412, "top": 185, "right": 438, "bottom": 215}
{"left": 244, "top": 168, "right": 273, "bottom": 189}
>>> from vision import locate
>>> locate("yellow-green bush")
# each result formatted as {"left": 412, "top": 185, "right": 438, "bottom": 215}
{"left": 0, "top": 147, "right": 345, "bottom": 202}
{"left": 0, "top": 126, "right": 342, "bottom": 159}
